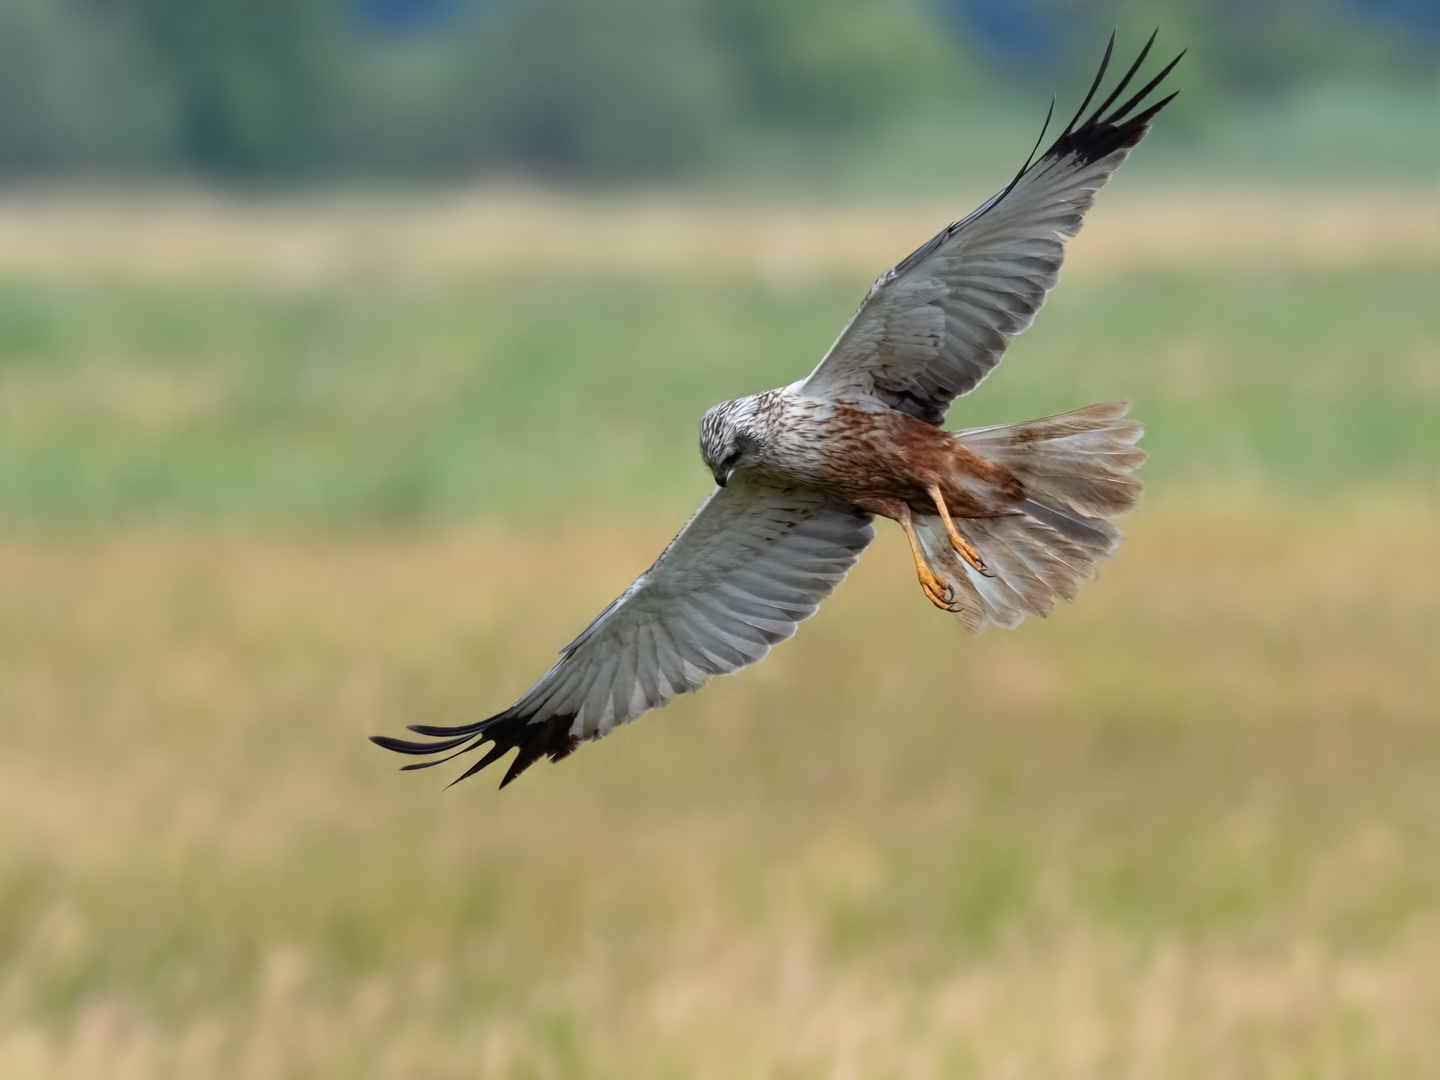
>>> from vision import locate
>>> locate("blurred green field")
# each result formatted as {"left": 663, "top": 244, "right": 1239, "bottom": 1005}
{"left": 0, "top": 192, "right": 1438, "bottom": 1078}
{"left": 0, "top": 194, "right": 1435, "bottom": 526}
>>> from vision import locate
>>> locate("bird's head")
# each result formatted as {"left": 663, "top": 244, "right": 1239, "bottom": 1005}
{"left": 699, "top": 396, "right": 762, "bottom": 487}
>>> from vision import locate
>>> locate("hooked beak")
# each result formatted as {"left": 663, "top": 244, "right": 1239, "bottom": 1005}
{"left": 713, "top": 468, "right": 730, "bottom": 488}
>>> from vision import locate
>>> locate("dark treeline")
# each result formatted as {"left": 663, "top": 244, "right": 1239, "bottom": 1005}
{"left": 0, "top": 0, "right": 1432, "bottom": 180}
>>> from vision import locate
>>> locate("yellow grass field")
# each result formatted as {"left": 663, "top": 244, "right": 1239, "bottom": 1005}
{"left": 3, "top": 499, "right": 1439, "bottom": 1079}
{"left": 0, "top": 188, "right": 1433, "bottom": 285}
{"left": 0, "top": 189, "right": 1437, "bottom": 1077}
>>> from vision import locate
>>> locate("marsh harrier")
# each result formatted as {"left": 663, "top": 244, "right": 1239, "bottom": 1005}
{"left": 375, "top": 34, "right": 1182, "bottom": 787}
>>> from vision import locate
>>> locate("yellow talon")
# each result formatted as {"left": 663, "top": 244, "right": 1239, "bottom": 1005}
{"left": 950, "top": 532, "right": 986, "bottom": 573}
{"left": 919, "top": 571, "right": 956, "bottom": 611}
{"left": 927, "top": 484, "right": 991, "bottom": 577}
{"left": 897, "top": 503, "right": 957, "bottom": 611}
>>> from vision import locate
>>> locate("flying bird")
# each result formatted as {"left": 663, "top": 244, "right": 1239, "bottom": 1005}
{"left": 374, "top": 34, "right": 1182, "bottom": 788}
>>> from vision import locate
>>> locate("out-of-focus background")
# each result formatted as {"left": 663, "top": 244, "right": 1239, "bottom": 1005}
{"left": 1, "top": 1, "right": 1437, "bottom": 1077}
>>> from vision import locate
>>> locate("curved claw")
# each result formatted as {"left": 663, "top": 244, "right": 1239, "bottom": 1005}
{"left": 898, "top": 503, "right": 963, "bottom": 612}
{"left": 920, "top": 574, "right": 956, "bottom": 611}
{"left": 948, "top": 531, "right": 993, "bottom": 578}
{"left": 926, "top": 484, "right": 995, "bottom": 579}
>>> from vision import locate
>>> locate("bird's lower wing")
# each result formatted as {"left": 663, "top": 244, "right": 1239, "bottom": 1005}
{"left": 372, "top": 476, "right": 874, "bottom": 787}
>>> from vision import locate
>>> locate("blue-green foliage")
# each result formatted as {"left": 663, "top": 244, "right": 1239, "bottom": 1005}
{"left": 0, "top": 0, "right": 1431, "bottom": 180}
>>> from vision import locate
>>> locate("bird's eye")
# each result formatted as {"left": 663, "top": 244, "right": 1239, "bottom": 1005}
{"left": 722, "top": 449, "right": 743, "bottom": 468}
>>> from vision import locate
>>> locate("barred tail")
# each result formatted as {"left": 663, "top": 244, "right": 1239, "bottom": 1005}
{"left": 921, "top": 401, "right": 1144, "bottom": 632}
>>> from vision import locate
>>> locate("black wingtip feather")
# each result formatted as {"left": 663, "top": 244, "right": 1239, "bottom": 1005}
{"left": 1100, "top": 48, "right": 1186, "bottom": 130}
{"left": 370, "top": 732, "right": 479, "bottom": 756}
{"left": 989, "top": 95, "right": 1058, "bottom": 209}
{"left": 1088, "top": 29, "right": 1157, "bottom": 124}
{"left": 405, "top": 720, "right": 487, "bottom": 737}
{"left": 1061, "top": 30, "right": 1115, "bottom": 139}
{"left": 373, "top": 708, "right": 580, "bottom": 789}
{"left": 1013, "top": 97, "right": 1056, "bottom": 185}
{"left": 484, "top": 713, "right": 579, "bottom": 788}
{"left": 1127, "top": 89, "right": 1181, "bottom": 133}
{"left": 1040, "top": 32, "right": 1183, "bottom": 169}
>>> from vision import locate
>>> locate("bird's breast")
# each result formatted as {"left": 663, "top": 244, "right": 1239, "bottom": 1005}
{"left": 755, "top": 397, "right": 1011, "bottom": 516}
{"left": 756, "top": 398, "right": 925, "bottom": 497}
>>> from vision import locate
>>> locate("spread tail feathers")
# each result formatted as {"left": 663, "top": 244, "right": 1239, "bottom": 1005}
{"left": 924, "top": 401, "right": 1144, "bottom": 632}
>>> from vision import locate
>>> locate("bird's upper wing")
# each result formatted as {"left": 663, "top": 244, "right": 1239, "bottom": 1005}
{"left": 800, "top": 34, "right": 1182, "bottom": 426}
{"left": 372, "top": 475, "right": 874, "bottom": 787}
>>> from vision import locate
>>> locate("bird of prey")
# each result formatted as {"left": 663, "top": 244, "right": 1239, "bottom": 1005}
{"left": 374, "top": 34, "right": 1182, "bottom": 788}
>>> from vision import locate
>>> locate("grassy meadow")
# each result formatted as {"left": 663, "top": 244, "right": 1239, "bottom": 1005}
{"left": 0, "top": 191, "right": 1436, "bottom": 526}
{"left": 0, "top": 189, "right": 1438, "bottom": 1078}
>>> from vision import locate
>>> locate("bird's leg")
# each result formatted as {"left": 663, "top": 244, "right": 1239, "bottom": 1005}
{"left": 926, "top": 485, "right": 991, "bottom": 577}
{"left": 897, "top": 505, "right": 955, "bottom": 611}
